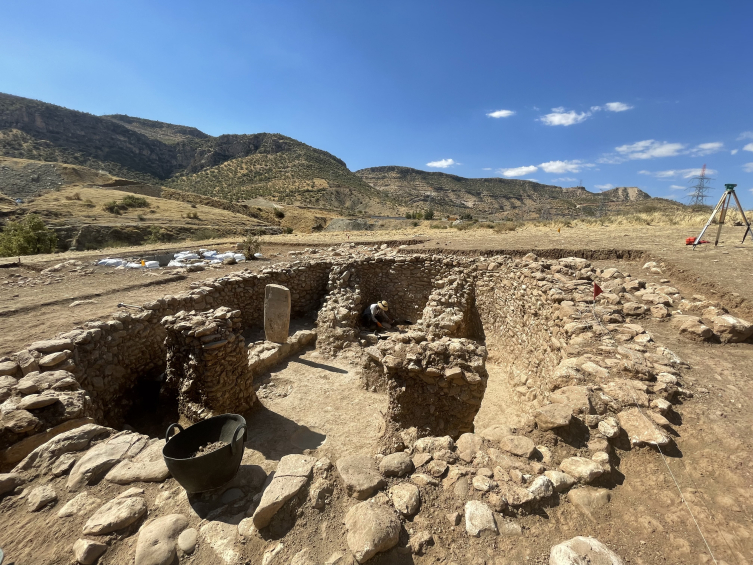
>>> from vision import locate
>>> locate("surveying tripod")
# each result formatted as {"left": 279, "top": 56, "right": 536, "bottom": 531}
{"left": 692, "top": 184, "right": 753, "bottom": 249}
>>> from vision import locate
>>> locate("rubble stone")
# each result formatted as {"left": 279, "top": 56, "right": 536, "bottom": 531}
{"left": 134, "top": 514, "right": 189, "bottom": 565}
{"left": 344, "top": 501, "right": 401, "bottom": 562}
{"left": 336, "top": 454, "right": 386, "bottom": 500}
{"left": 464, "top": 500, "right": 498, "bottom": 536}
{"left": 550, "top": 536, "right": 624, "bottom": 564}
{"left": 72, "top": 539, "right": 107, "bottom": 565}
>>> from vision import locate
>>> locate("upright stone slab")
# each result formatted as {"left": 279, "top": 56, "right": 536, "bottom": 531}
{"left": 264, "top": 285, "right": 291, "bottom": 344}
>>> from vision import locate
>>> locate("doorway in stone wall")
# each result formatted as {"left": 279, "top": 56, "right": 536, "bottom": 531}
{"left": 121, "top": 365, "right": 179, "bottom": 438}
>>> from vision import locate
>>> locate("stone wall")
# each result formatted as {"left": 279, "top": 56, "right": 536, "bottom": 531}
{"left": 474, "top": 256, "right": 563, "bottom": 406}
{"left": 1, "top": 248, "right": 691, "bottom": 470}
{"left": 162, "top": 307, "right": 256, "bottom": 423}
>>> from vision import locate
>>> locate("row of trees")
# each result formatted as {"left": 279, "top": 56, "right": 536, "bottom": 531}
{"left": 405, "top": 208, "right": 435, "bottom": 220}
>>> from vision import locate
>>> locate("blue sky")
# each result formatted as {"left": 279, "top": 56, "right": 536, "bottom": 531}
{"left": 2, "top": 1, "right": 753, "bottom": 204}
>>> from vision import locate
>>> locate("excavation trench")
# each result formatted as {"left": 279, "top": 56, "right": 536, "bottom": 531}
{"left": 1, "top": 252, "right": 586, "bottom": 468}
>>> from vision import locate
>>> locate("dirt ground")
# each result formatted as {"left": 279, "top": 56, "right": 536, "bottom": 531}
{"left": 1, "top": 226, "right": 753, "bottom": 564}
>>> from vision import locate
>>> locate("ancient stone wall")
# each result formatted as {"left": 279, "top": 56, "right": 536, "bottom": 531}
{"left": 474, "top": 256, "right": 564, "bottom": 407}
{"left": 162, "top": 307, "right": 255, "bottom": 423}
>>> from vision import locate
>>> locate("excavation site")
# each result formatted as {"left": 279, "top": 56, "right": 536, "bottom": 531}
{"left": 2, "top": 241, "right": 750, "bottom": 565}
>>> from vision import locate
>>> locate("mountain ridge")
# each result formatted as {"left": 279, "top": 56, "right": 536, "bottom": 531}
{"left": 0, "top": 93, "right": 675, "bottom": 218}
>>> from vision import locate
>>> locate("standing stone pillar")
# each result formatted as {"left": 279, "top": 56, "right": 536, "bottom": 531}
{"left": 264, "top": 284, "right": 291, "bottom": 343}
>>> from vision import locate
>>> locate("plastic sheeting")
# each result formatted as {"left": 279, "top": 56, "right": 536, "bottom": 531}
{"left": 98, "top": 248, "right": 246, "bottom": 270}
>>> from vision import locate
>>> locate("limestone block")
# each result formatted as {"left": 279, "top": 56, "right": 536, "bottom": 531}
{"left": 550, "top": 536, "right": 624, "bottom": 564}
{"left": 264, "top": 284, "right": 291, "bottom": 343}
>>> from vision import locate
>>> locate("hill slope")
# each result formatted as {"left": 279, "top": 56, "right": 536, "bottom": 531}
{"left": 0, "top": 93, "right": 386, "bottom": 211}
{"left": 355, "top": 166, "right": 668, "bottom": 218}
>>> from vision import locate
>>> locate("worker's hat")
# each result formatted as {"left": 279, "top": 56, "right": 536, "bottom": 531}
{"left": 378, "top": 300, "right": 389, "bottom": 311}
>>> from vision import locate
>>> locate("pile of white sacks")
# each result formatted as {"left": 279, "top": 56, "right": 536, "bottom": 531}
{"left": 167, "top": 249, "right": 247, "bottom": 267}
{"left": 96, "top": 258, "right": 160, "bottom": 269}
{"left": 96, "top": 249, "right": 248, "bottom": 270}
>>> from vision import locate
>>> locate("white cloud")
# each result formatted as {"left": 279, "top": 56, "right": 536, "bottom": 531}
{"left": 539, "top": 108, "right": 590, "bottom": 126}
{"left": 604, "top": 102, "right": 633, "bottom": 112}
{"left": 669, "top": 184, "right": 686, "bottom": 190}
{"left": 639, "top": 168, "right": 718, "bottom": 179}
{"left": 482, "top": 167, "right": 492, "bottom": 171}
{"left": 732, "top": 149, "right": 739, "bottom": 155}
{"left": 615, "top": 139, "right": 686, "bottom": 160}
{"left": 595, "top": 184, "right": 614, "bottom": 189}
{"left": 744, "top": 163, "right": 753, "bottom": 173}
{"left": 539, "top": 159, "right": 594, "bottom": 173}
{"left": 737, "top": 132, "right": 753, "bottom": 140}
{"left": 426, "top": 158, "right": 457, "bottom": 169}
{"left": 552, "top": 177, "right": 577, "bottom": 182}
{"left": 744, "top": 143, "right": 753, "bottom": 153}
{"left": 497, "top": 165, "right": 538, "bottom": 177}
{"left": 690, "top": 142, "right": 724, "bottom": 156}
{"left": 486, "top": 109, "right": 515, "bottom": 118}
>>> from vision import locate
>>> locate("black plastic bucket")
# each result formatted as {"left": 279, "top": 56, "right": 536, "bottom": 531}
{"left": 162, "top": 414, "right": 247, "bottom": 493}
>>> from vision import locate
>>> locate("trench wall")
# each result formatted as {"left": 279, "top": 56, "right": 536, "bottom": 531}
{"left": 6, "top": 262, "right": 331, "bottom": 429}
{"left": 475, "top": 258, "right": 565, "bottom": 406}
{"left": 2, "top": 251, "right": 574, "bottom": 465}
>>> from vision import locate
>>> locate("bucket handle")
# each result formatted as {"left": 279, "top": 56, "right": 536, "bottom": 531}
{"left": 230, "top": 424, "right": 247, "bottom": 456}
{"left": 165, "top": 423, "right": 184, "bottom": 442}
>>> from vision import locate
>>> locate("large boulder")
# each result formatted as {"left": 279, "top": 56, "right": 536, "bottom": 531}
{"left": 336, "top": 454, "right": 386, "bottom": 500}
{"left": 67, "top": 432, "right": 148, "bottom": 491}
{"left": 13, "top": 423, "right": 110, "bottom": 475}
{"left": 344, "top": 501, "right": 401, "bottom": 562}
{"left": 534, "top": 404, "right": 573, "bottom": 431}
{"left": 252, "top": 454, "right": 316, "bottom": 529}
{"left": 712, "top": 314, "right": 753, "bottom": 343}
{"left": 106, "top": 438, "right": 170, "bottom": 484}
{"left": 58, "top": 491, "right": 102, "bottom": 518}
{"left": 82, "top": 496, "right": 147, "bottom": 535}
{"left": 135, "top": 514, "right": 189, "bottom": 565}
{"left": 549, "top": 386, "right": 591, "bottom": 415}
{"left": 559, "top": 457, "right": 603, "bottom": 483}
{"left": 616, "top": 408, "right": 670, "bottom": 447}
{"left": 550, "top": 536, "right": 624, "bottom": 564}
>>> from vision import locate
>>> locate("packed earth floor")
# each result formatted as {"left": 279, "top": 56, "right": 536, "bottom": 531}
{"left": 0, "top": 226, "right": 752, "bottom": 565}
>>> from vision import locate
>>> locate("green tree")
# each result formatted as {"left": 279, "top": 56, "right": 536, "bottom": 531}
{"left": 0, "top": 214, "right": 58, "bottom": 257}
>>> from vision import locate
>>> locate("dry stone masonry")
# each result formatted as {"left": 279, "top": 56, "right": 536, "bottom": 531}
{"left": 0, "top": 243, "right": 747, "bottom": 564}
{"left": 162, "top": 307, "right": 255, "bottom": 423}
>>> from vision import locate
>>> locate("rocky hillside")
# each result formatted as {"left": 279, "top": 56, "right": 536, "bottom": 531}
{"left": 0, "top": 93, "right": 387, "bottom": 212}
{"left": 355, "top": 166, "right": 665, "bottom": 218}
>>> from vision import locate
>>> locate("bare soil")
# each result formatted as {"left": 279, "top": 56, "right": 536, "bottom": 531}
{"left": 0, "top": 227, "right": 752, "bottom": 564}
{"left": 192, "top": 441, "right": 228, "bottom": 458}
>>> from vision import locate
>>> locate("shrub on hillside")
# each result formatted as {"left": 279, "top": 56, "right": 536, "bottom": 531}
{"left": 121, "top": 195, "right": 149, "bottom": 208}
{"left": 103, "top": 200, "right": 128, "bottom": 215}
{"left": 0, "top": 214, "right": 58, "bottom": 257}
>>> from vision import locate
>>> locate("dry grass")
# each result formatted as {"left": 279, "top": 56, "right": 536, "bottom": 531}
{"left": 26, "top": 186, "right": 267, "bottom": 230}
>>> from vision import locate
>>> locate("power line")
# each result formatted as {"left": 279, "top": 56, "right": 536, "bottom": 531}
{"left": 687, "top": 164, "right": 714, "bottom": 206}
